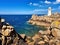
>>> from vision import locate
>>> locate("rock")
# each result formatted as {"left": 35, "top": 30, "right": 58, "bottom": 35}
{"left": 3, "top": 29, "right": 12, "bottom": 36}
{"left": 49, "top": 39, "right": 55, "bottom": 45}
{"left": 56, "top": 41, "right": 60, "bottom": 45}
{"left": 6, "top": 23, "right": 10, "bottom": 25}
{"left": 52, "top": 28, "right": 60, "bottom": 39}
{"left": 39, "top": 30, "right": 50, "bottom": 35}
{"left": 0, "top": 18, "right": 28, "bottom": 45}
{"left": 51, "top": 28, "right": 57, "bottom": 37}
{"left": 1, "top": 19, "right": 5, "bottom": 22}
{"left": 28, "top": 14, "right": 60, "bottom": 29}
{"left": 2, "top": 25, "right": 6, "bottom": 29}
{"left": 7, "top": 26, "right": 14, "bottom": 31}
{"left": 51, "top": 21, "right": 60, "bottom": 29}
{"left": 20, "top": 34, "right": 26, "bottom": 39}
{"left": 28, "top": 42, "right": 35, "bottom": 45}
{"left": 43, "top": 35, "right": 49, "bottom": 42}
{"left": 31, "top": 15, "right": 38, "bottom": 20}
{"left": 39, "top": 30, "right": 44, "bottom": 34}
{"left": 46, "top": 30, "right": 51, "bottom": 35}
{"left": 37, "top": 41, "right": 45, "bottom": 45}
{"left": 32, "top": 34, "right": 41, "bottom": 41}
{"left": 1, "top": 14, "right": 60, "bottom": 45}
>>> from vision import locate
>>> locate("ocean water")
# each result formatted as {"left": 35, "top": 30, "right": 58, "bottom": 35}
{"left": 0, "top": 15, "right": 45, "bottom": 36}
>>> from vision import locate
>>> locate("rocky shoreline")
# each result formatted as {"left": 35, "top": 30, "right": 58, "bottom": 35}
{"left": 26, "top": 14, "right": 60, "bottom": 45}
{"left": 28, "top": 14, "right": 60, "bottom": 29}
{"left": 0, "top": 14, "right": 60, "bottom": 45}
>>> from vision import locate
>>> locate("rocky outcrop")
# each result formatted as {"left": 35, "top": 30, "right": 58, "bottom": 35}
{"left": 1, "top": 14, "right": 60, "bottom": 45}
{"left": 26, "top": 22, "right": 60, "bottom": 45}
{"left": 0, "top": 18, "right": 28, "bottom": 45}
{"left": 28, "top": 14, "right": 60, "bottom": 28}
{"left": 26, "top": 14, "right": 60, "bottom": 45}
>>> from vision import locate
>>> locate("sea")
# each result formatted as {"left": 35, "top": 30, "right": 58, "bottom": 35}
{"left": 0, "top": 14, "right": 45, "bottom": 36}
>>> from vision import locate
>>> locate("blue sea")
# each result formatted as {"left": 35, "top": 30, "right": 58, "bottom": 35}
{"left": 0, "top": 15, "right": 45, "bottom": 36}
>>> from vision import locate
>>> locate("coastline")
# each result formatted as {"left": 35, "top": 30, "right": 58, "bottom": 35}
{"left": 0, "top": 14, "right": 60, "bottom": 45}
{"left": 28, "top": 14, "right": 60, "bottom": 29}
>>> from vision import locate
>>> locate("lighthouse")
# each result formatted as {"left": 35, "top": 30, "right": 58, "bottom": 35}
{"left": 48, "top": 7, "right": 52, "bottom": 16}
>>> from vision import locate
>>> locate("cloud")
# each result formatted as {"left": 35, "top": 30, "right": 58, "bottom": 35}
{"left": 32, "top": 9, "right": 48, "bottom": 14}
{"left": 33, "top": 3, "right": 39, "bottom": 6}
{"left": 28, "top": 2, "right": 42, "bottom": 7}
{"left": 40, "top": 0, "right": 60, "bottom": 4}
{"left": 53, "top": 0, "right": 60, "bottom": 4}
{"left": 29, "top": 3, "right": 39, "bottom": 6}
{"left": 45, "top": 0, "right": 51, "bottom": 4}
{"left": 56, "top": 0, "right": 60, "bottom": 2}
{"left": 33, "top": 9, "right": 47, "bottom": 12}
{"left": 28, "top": 2, "right": 39, "bottom": 6}
{"left": 29, "top": 2, "right": 33, "bottom": 5}
{"left": 40, "top": 0, "right": 51, "bottom": 4}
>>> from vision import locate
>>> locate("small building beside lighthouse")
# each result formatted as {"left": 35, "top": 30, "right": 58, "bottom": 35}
{"left": 48, "top": 7, "right": 52, "bottom": 16}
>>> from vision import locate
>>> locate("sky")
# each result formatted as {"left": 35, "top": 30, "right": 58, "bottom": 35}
{"left": 0, "top": 0, "right": 60, "bottom": 14}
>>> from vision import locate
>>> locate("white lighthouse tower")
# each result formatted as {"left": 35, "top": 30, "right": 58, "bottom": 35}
{"left": 48, "top": 7, "right": 52, "bottom": 16}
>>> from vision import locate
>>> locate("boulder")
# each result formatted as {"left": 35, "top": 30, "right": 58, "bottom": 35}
{"left": 49, "top": 39, "right": 55, "bottom": 45}
{"left": 43, "top": 35, "right": 49, "bottom": 42}
{"left": 32, "top": 34, "right": 41, "bottom": 41}
{"left": 28, "top": 42, "right": 35, "bottom": 45}
{"left": 37, "top": 41, "right": 45, "bottom": 45}
{"left": 52, "top": 28, "right": 60, "bottom": 39}
{"left": 1, "top": 19, "right": 5, "bottom": 23}
{"left": 20, "top": 34, "right": 26, "bottom": 39}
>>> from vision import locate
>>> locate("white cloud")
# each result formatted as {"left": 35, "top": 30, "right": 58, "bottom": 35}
{"left": 40, "top": 0, "right": 51, "bottom": 4}
{"left": 28, "top": 2, "right": 43, "bottom": 7}
{"left": 53, "top": 0, "right": 60, "bottom": 4}
{"left": 29, "top": 2, "right": 33, "bottom": 5}
{"left": 28, "top": 2, "right": 39, "bottom": 6}
{"left": 32, "top": 9, "right": 47, "bottom": 14}
{"left": 33, "top": 3, "right": 39, "bottom": 6}
{"left": 45, "top": 0, "right": 51, "bottom": 4}
{"left": 40, "top": 0, "right": 60, "bottom": 4}
{"left": 57, "top": 0, "right": 60, "bottom": 2}
{"left": 33, "top": 9, "right": 47, "bottom": 12}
